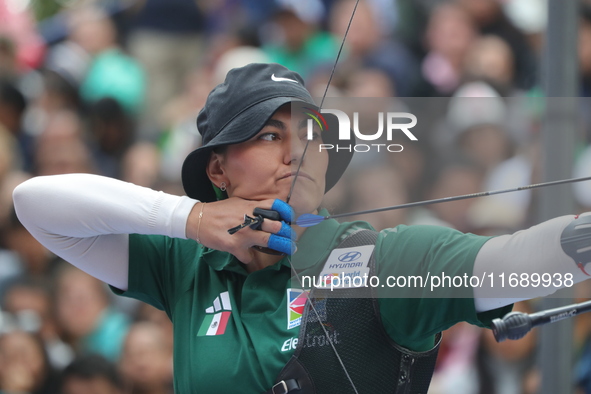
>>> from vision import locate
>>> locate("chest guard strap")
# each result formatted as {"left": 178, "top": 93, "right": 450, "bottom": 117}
{"left": 267, "top": 229, "right": 441, "bottom": 394}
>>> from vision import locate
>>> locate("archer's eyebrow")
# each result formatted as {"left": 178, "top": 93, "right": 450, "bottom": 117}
{"left": 263, "top": 117, "right": 310, "bottom": 130}
{"left": 297, "top": 118, "right": 308, "bottom": 129}
{"left": 263, "top": 119, "right": 286, "bottom": 131}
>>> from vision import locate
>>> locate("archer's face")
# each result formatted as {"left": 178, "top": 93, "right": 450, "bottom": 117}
{"left": 208, "top": 104, "right": 328, "bottom": 214}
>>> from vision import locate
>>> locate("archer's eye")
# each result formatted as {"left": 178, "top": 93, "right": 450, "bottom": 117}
{"left": 299, "top": 128, "right": 321, "bottom": 142}
{"left": 259, "top": 132, "right": 279, "bottom": 141}
{"left": 309, "top": 131, "right": 321, "bottom": 141}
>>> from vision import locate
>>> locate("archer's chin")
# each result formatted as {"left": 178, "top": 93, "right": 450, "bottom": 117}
{"left": 287, "top": 188, "right": 324, "bottom": 216}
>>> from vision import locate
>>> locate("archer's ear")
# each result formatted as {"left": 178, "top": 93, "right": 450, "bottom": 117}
{"left": 206, "top": 152, "right": 228, "bottom": 187}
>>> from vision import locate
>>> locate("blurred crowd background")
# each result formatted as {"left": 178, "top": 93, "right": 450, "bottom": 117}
{"left": 1, "top": 0, "right": 591, "bottom": 393}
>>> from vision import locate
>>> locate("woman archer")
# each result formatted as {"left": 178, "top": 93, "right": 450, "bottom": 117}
{"left": 13, "top": 63, "right": 591, "bottom": 393}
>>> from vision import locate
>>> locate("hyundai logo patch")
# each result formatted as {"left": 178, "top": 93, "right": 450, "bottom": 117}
{"left": 338, "top": 251, "right": 362, "bottom": 262}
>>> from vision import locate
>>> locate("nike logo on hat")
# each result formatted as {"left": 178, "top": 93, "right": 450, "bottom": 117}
{"left": 271, "top": 74, "right": 298, "bottom": 83}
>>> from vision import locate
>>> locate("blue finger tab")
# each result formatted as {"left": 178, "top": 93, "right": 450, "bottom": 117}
{"left": 268, "top": 234, "right": 297, "bottom": 255}
{"left": 277, "top": 221, "right": 296, "bottom": 239}
{"left": 272, "top": 199, "right": 294, "bottom": 223}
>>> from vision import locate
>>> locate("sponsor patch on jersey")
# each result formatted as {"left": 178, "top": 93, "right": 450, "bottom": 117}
{"left": 287, "top": 288, "right": 308, "bottom": 330}
{"left": 316, "top": 245, "right": 374, "bottom": 289}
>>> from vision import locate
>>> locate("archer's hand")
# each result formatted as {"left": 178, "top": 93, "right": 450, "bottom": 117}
{"left": 186, "top": 198, "right": 295, "bottom": 264}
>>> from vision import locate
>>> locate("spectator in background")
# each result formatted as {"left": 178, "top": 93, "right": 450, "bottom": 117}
{"left": 262, "top": 6, "right": 339, "bottom": 79}
{"left": 33, "top": 110, "right": 94, "bottom": 176}
{"left": 60, "top": 354, "right": 125, "bottom": 394}
{"left": 0, "top": 0, "right": 45, "bottom": 71}
{"left": 2, "top": 277, "right": 74, "bottom": 369}
{"left": 0, "top": 82, "right": 25, "bottom": 198}
{"left": 0, "top": 36, "right": 18, "bottom": 78}
{"left": 0, "top": 329, "right": 59, "bottom": 394}
{"left": 419, "top": 157, "right": 485, "bottom": 232}
{"left": 212, "top": 46, "right": 270, "bottom": 87}
{"left": 0, "top": 84, "right": 23, "bottom": 132}
{"left": 2, "top": 208, "right": 57, "bottom": 281}
{"left": 444, "top": 82, "right": 535, "bottom": 226}
{"left": 455, "top": 0, "right": 537, "bottom": 90}
{"left": 127, "top": 0, "right": 204, "bottom": 141}
{"left": 445, "top": 83, "right": 514, "bottom": 174}
{"left": 384, "top": 133, "right": 429, "bottom": 204}
{"left": 134, "top": 303, "right": 174, "bottom": 352}
{"left": 0, "top": 80, "right": 30, "bottom": 171}
{"left": 580, "top": 4, "right": 591, "bottom": 97}
{"left": 36, "top": 70, "right": 80, "bottom": 113}
{"left": 421, "top": 2, "right": 477, "bottom": 96}
{"left": 121, "top": 142, "right": 162, "bottom": 189}
{"left": 345, "top": 67, "right": 397, "bottom": 98}
{"left": 0, "top": 167, "right": 28, "bottom": 225}
{"left": 428, "top": 322, "right": 481, "bottom": 394}
{"left": 87, "top": 97, "right": 135, "bottom": 179}
{"left": 346, "top": 163, "right": 409, "bottom": 231}
{"left": 501, "top": 0, "right": 547, "bottom": 57}
{"left": 0, "top": 173, "right": 30, "bottom": 294}
{"left": 573, "top": 142, "right": 591, "bottom": 212}
{"left": 329, "top": 0, "right": 421, "bottom": 97}
{"left": 43, "top": 26, "right": 90, "bottom": 95}
{"left": 54, "top": 264, "right": 129, "bottom": 362}
{"left": 463, "top": 35, "right": 516, "bottom": 95}
{"left": 74, "top": 7, "right": 145, "bottom": 117}
{"left": 158, "top": 65, "right": 213, "bottom": 184}
{"left": 22, "top": 69, "right": 80, "bottom": 139}
{"left": 394, "top": 0, "right": 431, "bottom": 59}
{"left": 0, "top": 120, "right": 17, "bottom": 186}
{"left": 239, "top": 0, "right": 280, "bottom": 26}
{"left": 120, "top": 322, "right": 173, "bottom": 394}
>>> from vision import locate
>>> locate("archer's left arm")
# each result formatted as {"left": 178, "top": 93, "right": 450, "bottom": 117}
{"left": 473, "top": 213, "right": 591, "bottom": 312}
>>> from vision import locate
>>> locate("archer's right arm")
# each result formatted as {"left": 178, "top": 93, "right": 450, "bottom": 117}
{"left": 12, "top": 174, "right": 197, "bottom": 290}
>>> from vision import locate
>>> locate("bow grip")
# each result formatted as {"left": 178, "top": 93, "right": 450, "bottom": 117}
{"left": 248, "top": 208, "right": 282, "bottom": 231}
{"left": 251, "top": 208, "right": 287, "bottom": 256}
{"left": 253, "top": 208, "right": 282, "bottom": 221}
{"left": 561, "top": 214, "right": 591, "bottom": 275}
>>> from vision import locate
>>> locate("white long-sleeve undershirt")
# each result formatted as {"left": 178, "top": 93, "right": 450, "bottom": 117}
{"left": 12, "top": 174, "right": 589, "bottom": 313}
{"left": 12, "top": 174, "right": 198, "bottom": 290}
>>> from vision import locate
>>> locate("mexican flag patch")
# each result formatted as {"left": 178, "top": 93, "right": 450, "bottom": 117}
{"left": 197, "top": 291, "right": 232, "bottom": 336}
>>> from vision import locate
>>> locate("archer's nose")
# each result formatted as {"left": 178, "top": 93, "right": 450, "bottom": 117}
{"left": 286, "top": 132, "right": 306, "bottom": 165}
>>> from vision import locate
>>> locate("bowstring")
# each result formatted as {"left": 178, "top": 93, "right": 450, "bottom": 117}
{"left": 286, "top": 1, "right": 361, "bottom": 393}
{"left": 286, "top": 0, "right": 359, "bottom": 203}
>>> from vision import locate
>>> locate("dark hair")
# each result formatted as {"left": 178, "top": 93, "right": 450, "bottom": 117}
{"left": 0, "top": 206, "right": 23, "bottom": 250}
{"left": 582, "top": 2, "right": 591, "bottom": 24}
{"left": 87, "top": 97, "right": 134, "bottom": 155}
{"left": 212, "top": 145, "right": 228, "bottom": 155}
{"left": 0, "top": 79, "right": 26, "bottom": 115}
{"left": 42, "top": 69, "right": 80, "bottom": 110}
{"left": 1, "top": 274, "right": 53, "bottom": 310}
{"left": 60, "top": 353, "right": 124, "bottom": 390}
{"left": 0, "top": 330, "right": 57, "bottom": 394}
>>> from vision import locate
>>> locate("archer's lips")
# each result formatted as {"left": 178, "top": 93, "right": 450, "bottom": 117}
{"left": 280, "top": 172, "right": 313, "bottom": 181}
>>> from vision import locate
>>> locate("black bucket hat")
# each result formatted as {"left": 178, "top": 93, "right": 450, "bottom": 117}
{"left": 182, "top": 63, "right": 354, "bottom": 202}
